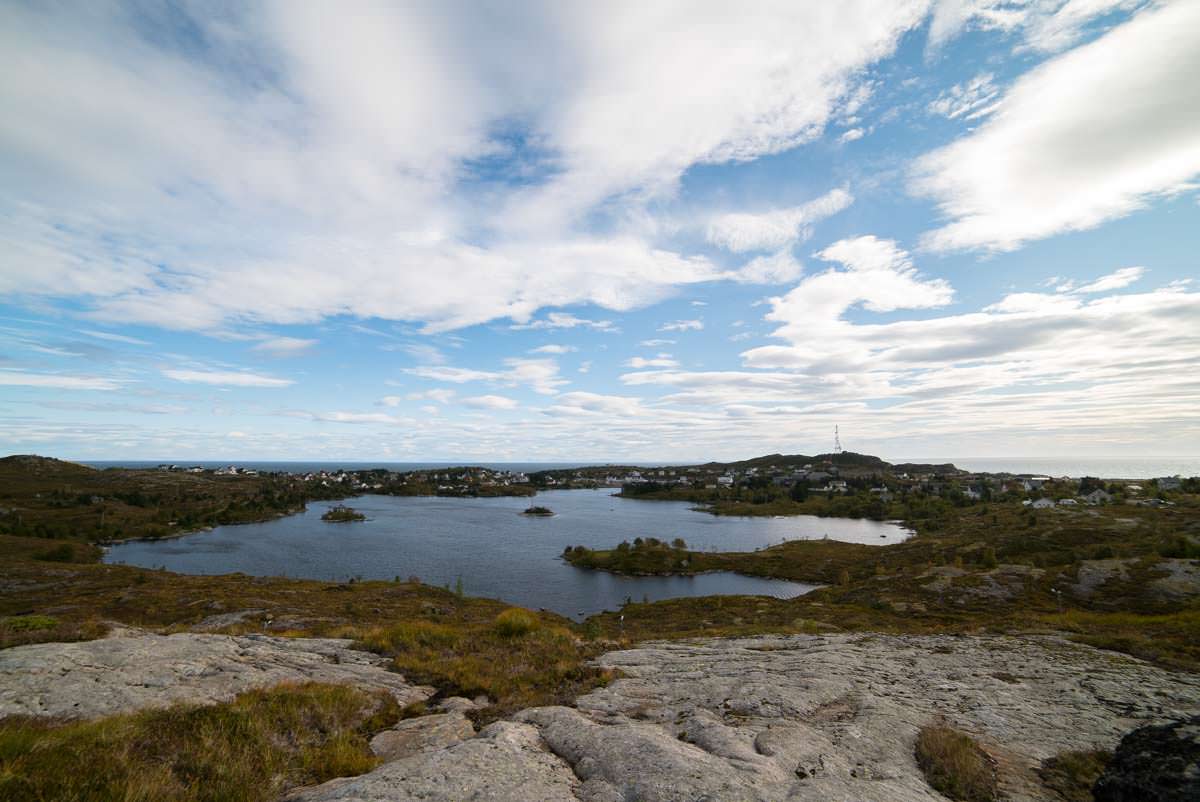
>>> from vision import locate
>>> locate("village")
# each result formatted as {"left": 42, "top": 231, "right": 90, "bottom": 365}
{"left": 148, "top": 457, "right": 1192, "bottom": 508}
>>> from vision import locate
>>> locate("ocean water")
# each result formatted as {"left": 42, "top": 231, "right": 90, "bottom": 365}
{"left": 903, "top": 457, "right": 1200, "bottom": 479}
{"left": 104, "top": 488, "right": 910, "bottom": 618}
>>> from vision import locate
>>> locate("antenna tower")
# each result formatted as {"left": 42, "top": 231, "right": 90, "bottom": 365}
{"left": 834, "top": 425, "right": 843, "bottom": 454}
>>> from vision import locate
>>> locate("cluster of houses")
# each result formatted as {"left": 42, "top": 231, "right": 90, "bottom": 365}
{"left": 152, "top": 460, "right": 1190, "bottom": 506}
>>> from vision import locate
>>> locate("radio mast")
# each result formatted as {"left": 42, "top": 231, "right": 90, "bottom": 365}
{"left": 834, "top": 425, "right": 843, "bottom": 454}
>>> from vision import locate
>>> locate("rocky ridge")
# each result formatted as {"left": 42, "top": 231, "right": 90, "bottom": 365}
{"left": 4, "top": 629, "right": 1198, "bottom": 800}
{"left": 291, "top": 633, "right": 1200, "bottom": 802}
{"left": 0, "top": 627, "right": 432, "bottom": 719}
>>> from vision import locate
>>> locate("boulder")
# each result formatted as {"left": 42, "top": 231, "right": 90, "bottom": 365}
{"left": 287, "top": 721, "right": 579, "bottom": 802}
{"left": 1093, "top": 716, "right": 1200, "bottom": 802}
{"left": 370, "top": 712, "right": 475, "bottom": 760}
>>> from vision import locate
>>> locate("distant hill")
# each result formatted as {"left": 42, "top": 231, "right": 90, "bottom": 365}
{"left": 684, "top": 452, "right": 952, "bottom": 474}
{"left": 0, "top": 455, "right": 97, "bottom": 477}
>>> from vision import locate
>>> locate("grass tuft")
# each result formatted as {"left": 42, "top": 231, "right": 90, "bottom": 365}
{"left": 914, "top": 724, "right": 997, "bottom": 802}
{"left": 1037, "top": 749, "right": 1112, "bottom": 802}
{"left": 355, "top": 614, "right": 607, "bottom": 720}
{"left": 493, "top": 608, "right": 539, "bottom": 638}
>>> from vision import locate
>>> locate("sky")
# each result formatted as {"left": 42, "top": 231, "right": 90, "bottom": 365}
{"left": 1, "top": 0, "right": 1198, "bottom": 462}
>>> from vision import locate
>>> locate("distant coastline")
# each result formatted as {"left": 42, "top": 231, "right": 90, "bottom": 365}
{"left": 80, "top": 456, "right": 1200, "bottom": 480}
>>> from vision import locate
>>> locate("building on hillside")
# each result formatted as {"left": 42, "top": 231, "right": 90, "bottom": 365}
{"left": 1082, "top": 488, "right": 1112, "bottom": 505}
{"left": 1156, "top": 476, "right": 1182, "bottom": 491}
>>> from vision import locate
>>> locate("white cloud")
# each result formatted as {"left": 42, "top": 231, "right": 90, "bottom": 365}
{"left": 78, "top": 329, "right": 150, "bottom": 346}
{"left": 1070, "top": 266, "right": 1145, "bottom": 294}
{"left": 927, "top": 0, "right": 1033, "bottom": 50}
{"left": 914, "top": 2, "right": 1200, "bottom": 252}
{"left": 405, "top": 357, "right": 566, "bottom": 395}
{"left": 639, "top": 338, "right": 675, "bottom": 347}
{"left": 577, "top": 360, "right": 592, "bottom": 374}
{"left": 312, "top": 411, "right": 401, "bottom": 425}
{"left": 530, "top": 344, "right": 576, "bottom": 354}
{"left": 0, "top": 2, "right": 930, "bottom": 335}
{"left": 732, "top": 251, "right": 805, "bottom": 285}
{"left": 510, "top": 313, "right": 617, "bottom": 332}
{"left": 1051, "top": 266, "right": 1147, "bottom": 295}
{"left": 927, "top": 73, "right": 999, "bottom": 120}
{"left": 405, "top": 366, "right": 500, "bottom": 384}
{"left": 0, "top": 370, "right": 123, "bottom": 390}
{"left": 626, "top": 355, "right": 679, "bottom": 369}
{"left": 706, "top": 188, "right": 854, "bottom": 253}
{"left": 162, "top": 368, "right": 294, "bottom": 387}
{"left": 384, "top": 343, "right": 446, "bottom": 364}
{"left": 926, "top": 0, "right": 1136, "bottom": 52}
{"left": 550, "top": 392, "right": 644, "bottom": 417}
{"left": 251, "top": 336, "right": 317, "bottom": 357}
{"left": 1021, "top": 0, "right": 1145, "bottom": 53}
{"left": 658, "top": 319, "right": 704, "bottom": 332}
{"left": 503, "top": 358, "right": 568, "bottom": 395}
{"left": 407, "top": 388, "right": 457, "bottom": 404}
{"left": 839, "top": 128, "right": 865, "bottom": 143}
{"left": 463, "top": 394, "right": 519, "bottom": 409}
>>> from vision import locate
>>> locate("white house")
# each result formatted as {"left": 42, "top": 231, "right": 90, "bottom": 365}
{"left": 1031, "top": 498, "right": 1055, "bottom": 509}
{"left": 1083, "top": 489, "right": 1112, "bottom": 505}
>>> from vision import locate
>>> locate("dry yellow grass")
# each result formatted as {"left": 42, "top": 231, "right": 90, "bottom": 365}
{"left": 914, "top": 724, "right": 997, "bottom": 802}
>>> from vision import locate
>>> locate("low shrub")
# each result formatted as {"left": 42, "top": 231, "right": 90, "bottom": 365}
{"left": 493, "top": 608, "right": 539, "bottom": 638}
{"left": 0, "top": 616, "right": 108, "bottom": 650}
{"left": 0, "top": 682, "right": 395, "bottom": 802}
{"left": 914, "top": 724, "right": 997, "bottom": 802}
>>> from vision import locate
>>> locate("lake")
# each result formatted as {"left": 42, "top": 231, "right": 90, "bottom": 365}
{"left": 103, "top": 489, "right": 911, "bottom": 618}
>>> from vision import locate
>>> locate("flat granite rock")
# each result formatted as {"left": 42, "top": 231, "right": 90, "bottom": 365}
{"left": 287, "top": 721, "right": 581, "bottom": 802}
{"left": 0, "top": 629, "right": 433, "bottom": 719}
{"left": 291, "top": 633, "right": 1200, "bottom": 802}
{"left": 370, "top": 712, "right": 476, "bottom": 761}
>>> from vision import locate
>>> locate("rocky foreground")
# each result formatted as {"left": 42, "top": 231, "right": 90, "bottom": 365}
{"left": 4, "top": 630, "right": 1199, "bottom": 801}
{"left": 0, "top": 627, "right": 433, "bottom": 719}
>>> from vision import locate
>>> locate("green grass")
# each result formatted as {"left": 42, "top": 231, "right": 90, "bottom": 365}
{"left": 0, "top": 615, "right": 109, "bottom": 650}
{"left": 354, "top": 610, "right": 611, "bottom": 721}
{"left": 1036, "top": 609, "right": 1200, "bottom": 670}
{"left": 914, "top": 725, "right": 997, "bottom": 802}
{"left": 0, "top": 682, "right": 399, "bottom": 802}
{"left": 1037, "top": 749, "right": 1112, "bottom": 802}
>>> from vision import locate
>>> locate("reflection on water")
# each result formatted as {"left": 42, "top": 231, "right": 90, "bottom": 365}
{"left": 105, "top": 489, "right": 910, "bottom": 618}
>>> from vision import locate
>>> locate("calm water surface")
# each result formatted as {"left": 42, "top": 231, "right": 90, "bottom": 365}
{"left": 104, "top": 489, "right": 910, "bottom": 618}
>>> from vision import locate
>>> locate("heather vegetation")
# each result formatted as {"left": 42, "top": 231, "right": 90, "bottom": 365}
{"left": 0, "top": 682, "right": 400, "bottom": 802}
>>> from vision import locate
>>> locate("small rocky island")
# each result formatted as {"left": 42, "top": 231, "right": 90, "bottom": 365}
{"left": 321, "top": 504, "right": 365, "bottom": 523}
{"left": 522, "top": 505, "right": 554, "bottom": 516}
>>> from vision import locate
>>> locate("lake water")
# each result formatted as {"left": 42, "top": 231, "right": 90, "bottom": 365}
{"left": 103, "top": 489, "right": 910, "bottom": 618}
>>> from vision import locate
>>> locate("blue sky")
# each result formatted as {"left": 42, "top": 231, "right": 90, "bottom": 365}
{"left": 1, "top": 0, "right": 1197, "bottom": 461}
